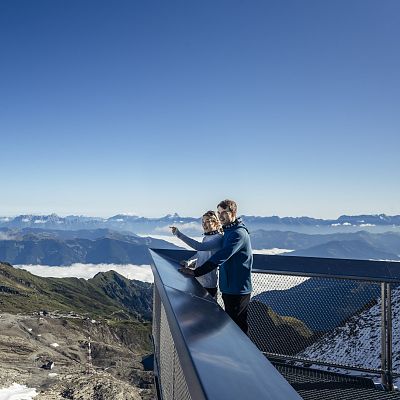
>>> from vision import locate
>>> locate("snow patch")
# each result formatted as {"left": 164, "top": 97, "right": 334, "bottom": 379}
{"left": 298, "top": 287, "right": 400, "bottom": 385}
{"left": 253, "top": 248, "right": 294, "bottom": 255}
{"left": 0, "top": 383, "right": 38, "bottom": 399}
{"left": 50, "top": 343, "right": 59, "bottom": 348}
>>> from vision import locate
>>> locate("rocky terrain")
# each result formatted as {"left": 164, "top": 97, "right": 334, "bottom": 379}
{"left": 0, "top": 313, "right": 153, "bottom": 399}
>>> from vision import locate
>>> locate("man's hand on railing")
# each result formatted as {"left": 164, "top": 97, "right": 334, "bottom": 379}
{"left": 178, "top": 266, "right": 195, "bottom": 276}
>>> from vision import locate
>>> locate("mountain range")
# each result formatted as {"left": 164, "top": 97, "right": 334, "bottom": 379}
{"left": 288, "top": 240, "right": 400, "bottom": 260}
{"left": 1, "top": 213, "right": 400, "bottom": 235}
{"left": 1, "top": 226, "right": 400, "bottom": 265}
{"left": 0, "top": 228, "right": 180, "bottom": 266}
{"left": 252, "top": 229, "right": 400, "bottom": 260}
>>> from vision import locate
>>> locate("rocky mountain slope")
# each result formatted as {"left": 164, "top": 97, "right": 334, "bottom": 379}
{"left": 0, "top": 262, "right": 154, "bottom": 398}
{"left": 0, "top": 262, "right": 153, "bottom": 320}
{"left": 0, "top": 313, "right": 153, "bottom": 399}
{"left": 248, "top": 300, "right": 317, "bottom": 354}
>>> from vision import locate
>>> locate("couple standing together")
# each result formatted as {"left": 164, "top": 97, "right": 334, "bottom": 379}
{"left": 170, "top": 199, "right": 253, "bottom": 334}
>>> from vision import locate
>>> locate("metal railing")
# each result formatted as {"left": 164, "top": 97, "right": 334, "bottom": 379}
{"left": 248, "top": 254, "right": 400, "bottom": 391}
{"left": 150, "top": 248, "right": 400, "bottom": 398}
{"left": 150, "top": 248, "right": 302, "bottom": 400}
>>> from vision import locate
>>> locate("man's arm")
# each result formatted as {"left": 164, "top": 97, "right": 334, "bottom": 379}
{"left": 194, "top": 230, "right": 244, "bottom": 277}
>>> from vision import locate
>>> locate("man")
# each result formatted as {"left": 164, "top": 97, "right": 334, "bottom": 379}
{"left": 179, "top": 199, "right": 253, "bottom": 334}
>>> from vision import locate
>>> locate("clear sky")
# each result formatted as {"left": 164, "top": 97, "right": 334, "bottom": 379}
{"left": 1, "top": 0, "right": 399, "bottom": 218}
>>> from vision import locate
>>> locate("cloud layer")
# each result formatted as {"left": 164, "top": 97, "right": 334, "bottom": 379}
{"left": 0, "top": 232, "right": 14, "bottom": 240}
{"left": 15, "top": 263, "right": 153, "bottom": 282}
{"left": 252, "top": 248, "right": 294, "bottom": 255}
{"left": 155, "top": 222, "right": 202, "bottom": 234}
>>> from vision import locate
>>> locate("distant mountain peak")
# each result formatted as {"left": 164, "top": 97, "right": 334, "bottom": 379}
{"left": 163, "top": 213, "right": 180, "bottom": 219}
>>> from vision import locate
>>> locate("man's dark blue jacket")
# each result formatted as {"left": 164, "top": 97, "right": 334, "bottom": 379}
{"left": 194, "top": 219, "right": 253, "bottom": 295}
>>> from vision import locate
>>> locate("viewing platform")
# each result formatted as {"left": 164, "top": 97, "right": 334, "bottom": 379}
{"left": 149, "top": 248, "right": 400, "bottom": 400}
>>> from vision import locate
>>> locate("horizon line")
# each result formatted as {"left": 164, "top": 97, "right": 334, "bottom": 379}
{"left": 1, "top": 212, "right": 399, "bottom": 220}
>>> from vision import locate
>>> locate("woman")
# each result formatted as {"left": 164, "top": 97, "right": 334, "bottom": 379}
{"left": 170, "top": 210, "right": 223, "bottom": 299}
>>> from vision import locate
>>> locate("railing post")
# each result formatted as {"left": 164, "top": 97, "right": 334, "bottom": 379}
{"left": 386, "top": 283, "right": 394, "bottom": 391}
{"left": 381, "top": 283, "right": 387, "bottom": 388}
{"left": 381, "top": 282, "right": 394, "bottom": 391}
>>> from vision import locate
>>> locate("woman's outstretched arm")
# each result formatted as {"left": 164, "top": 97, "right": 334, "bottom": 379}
{"left": 172, "top": 228, "right": 222, "bottom": 251}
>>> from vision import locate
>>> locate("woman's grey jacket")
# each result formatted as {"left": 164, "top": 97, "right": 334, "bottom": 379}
{"left": 174, "top": 229, "right": 223, "bottom": 289}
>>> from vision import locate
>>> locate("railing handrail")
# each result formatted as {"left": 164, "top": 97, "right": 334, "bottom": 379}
{"left": 152, "top": 248, "right": 400, "bottom": 283}
{"left": 150, "top": 248, "right": 303, "bottom": 400}
{"left": 253, "top": 254, "right": 400, "bottom": 283}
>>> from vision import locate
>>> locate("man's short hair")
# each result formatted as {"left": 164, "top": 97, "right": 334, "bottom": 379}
{"left": 217, "top": 199, "right": 237, "bottom": 215}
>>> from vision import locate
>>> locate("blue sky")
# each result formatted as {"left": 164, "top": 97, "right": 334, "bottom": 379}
{"left": 1, "top": 0, "right": 399, "bottom": 218}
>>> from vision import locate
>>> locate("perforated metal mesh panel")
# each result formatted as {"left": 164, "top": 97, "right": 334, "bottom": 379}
{"left": 160, "top": 304, "right": 175, "bottom": 400}
{"left": 155, "top": 302, "right": 192, "bottom": 400}
{"left": 173, "top": 347, "right": 192, "bottom": 400}
{"left": 153, "top": 285, "right": 161, "bottom": 363}
{"left": 390, "top": 283, "right": 400, "bottom": 377}
{"left": 248, "top": 272, "right": 383, "bottom": 373}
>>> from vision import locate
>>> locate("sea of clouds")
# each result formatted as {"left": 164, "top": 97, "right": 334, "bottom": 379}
{"left": 252, "top": 248, "right": 294, "bottom": 255}
{"left": 155, "top": 222, "right": 203, "bottom": 234}
{"left": 14, "top": 263, "right": 153, "bottom": 282}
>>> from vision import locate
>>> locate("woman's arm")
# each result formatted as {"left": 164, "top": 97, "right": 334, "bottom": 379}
{"left": 175, "top": 229, "right": 222, "bottom": 251}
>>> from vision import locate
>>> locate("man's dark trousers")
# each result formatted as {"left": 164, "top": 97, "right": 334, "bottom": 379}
{"left": 222, "top": 293, "right": 251, "bottom": 335}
